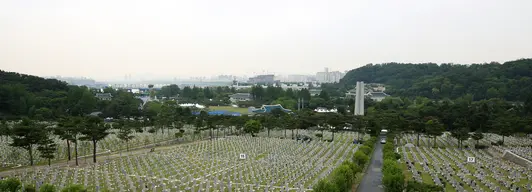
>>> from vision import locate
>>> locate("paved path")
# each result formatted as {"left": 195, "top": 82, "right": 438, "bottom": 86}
{"left": 357, "top": 137, "right": 384, "bottom": 192}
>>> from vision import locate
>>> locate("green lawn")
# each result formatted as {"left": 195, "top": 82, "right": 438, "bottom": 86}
{"left": 209, "top": 106, "right": 249, "bottom": 114}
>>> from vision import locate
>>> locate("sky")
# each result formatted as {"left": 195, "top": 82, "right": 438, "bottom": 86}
{"left": 1, "top": 0, "right": 531, "bottom": 81}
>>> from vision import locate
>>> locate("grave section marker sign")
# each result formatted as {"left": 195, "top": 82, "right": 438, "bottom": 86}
{"left": 239, "top": 153, "right": 247, "bottom": 160}
{"left": 467, "top": 157, "right": 475, "bottom": 163}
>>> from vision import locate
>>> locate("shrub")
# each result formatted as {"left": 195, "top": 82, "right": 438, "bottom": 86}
{"left": 60, "top": 184, "right": 86, "bottom": 192}
{"left": 330, "top": 164, "right": 355, "bottom": 191}
{"left": 313, "top": 179, "right": 339, "bottom": 192}
{"left": 406, "top": 181, "right": 444, "bottom": 192}
{"left": 23, "top": 184, "right": 36, "bottom": 192}
{"left": 394, "top": 152, "right": 401, "bottom": 160}
{"left": 343, "top": 161, "right": 362, "bottom": 174}
{"left": 383, "top": 170, "right": 405, "bottom": 192}
{"left": 382, "top": 134, "right": 405, "bottom": 192}
{"left": 474, "top": 144, "right": 488, "bottom": 149}
{"left": 39, "top": 184, "right": 57, "bottom": 192}
{"left": 0, "top": 177, "right": 22, "bottom": 192}
{"left": 353, "top": 150, "right": 369, "bottom": 166}
{"left": 359, "top": 145, "right": 372, "bottom": 155}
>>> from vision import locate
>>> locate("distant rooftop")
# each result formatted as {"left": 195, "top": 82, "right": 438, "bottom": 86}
{"left": 251, "top": 104, "right": 292, "bottom": 114}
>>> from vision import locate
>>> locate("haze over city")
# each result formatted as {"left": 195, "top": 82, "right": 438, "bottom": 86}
{"left": 1, "top": 0, "right": 532, "bottom": 81}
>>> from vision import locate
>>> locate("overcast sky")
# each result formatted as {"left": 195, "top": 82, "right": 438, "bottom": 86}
{"left": 1, "top": 0, "right": 531, "bottom": 81}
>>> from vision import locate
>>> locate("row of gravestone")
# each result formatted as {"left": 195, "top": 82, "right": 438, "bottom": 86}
{"left": 8, "top": 133, "right": 361, "bottom": 191}
{"left": 402, "top": 144, "right": 531, "bottom": 192}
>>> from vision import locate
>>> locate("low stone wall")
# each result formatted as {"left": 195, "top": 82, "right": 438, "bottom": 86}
{"left": 502, "top": 150, "right": 532, "bottom": 168}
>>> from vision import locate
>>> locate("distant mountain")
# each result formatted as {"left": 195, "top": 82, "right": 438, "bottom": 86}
{"left": 339, "top": 58, "right": 532, "bottom": 101}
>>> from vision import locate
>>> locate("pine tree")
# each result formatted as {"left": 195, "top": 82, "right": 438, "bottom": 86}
{"left": 10, "top": 118, "right": 47, "bottom": 166}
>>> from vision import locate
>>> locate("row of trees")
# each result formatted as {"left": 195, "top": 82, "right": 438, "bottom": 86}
{"left": 0, "top": 116, "right": 112, "bottom": 166}
{"left": 4, "top": 90, "right": 532, "bottom": 167}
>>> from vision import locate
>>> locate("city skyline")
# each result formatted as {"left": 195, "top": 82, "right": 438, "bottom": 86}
{"left": 2, "top": 0, "right": 532, "bottom": 80}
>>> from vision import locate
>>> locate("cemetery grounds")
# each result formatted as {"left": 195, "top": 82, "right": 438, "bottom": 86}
{"left": 1, "top": 129, "right": 364, "bottom": 191}
{"left": 398, "top": 133, "right": 532, "bottom": 192}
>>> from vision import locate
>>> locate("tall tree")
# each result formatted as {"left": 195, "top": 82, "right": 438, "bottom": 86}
{"left": 425, "top": 119, "right": 444, "bottom": 148}
{"left": 116, "top": 120, "right": 135, "bottom": 152}
{"left": 10, "top": 118, "right": 47, "bottom": 166}
{"left": 0, "top": 119, "right": 10, "bottom": 141}
{"left": 244, "top": 120, "right": 261, "bottom": 136}
{"left": 55, "top": 117, "right": 83, "bottom": 166}
{"left": 37, "top": 134, "right": 57, "bottom": 166}
{"left": 451, "top": 118, "right": 470, "bottom": 149}
{"left": 471, "top": 130, "right": 484, "bottom": 146}
{"left": 80, "top": 116, "right": 110, "bottom": 163}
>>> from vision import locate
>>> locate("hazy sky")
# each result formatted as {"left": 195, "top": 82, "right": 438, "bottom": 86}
{"left": 1, "top": 0, "right": 531, "bottom": 81}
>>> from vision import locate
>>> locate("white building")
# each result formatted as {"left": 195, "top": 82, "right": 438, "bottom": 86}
{"left": 229, "top": 93, "right": 252, "bottom": 103}
{"left": 316, "top": 68, "right": 345, "bottom": 83}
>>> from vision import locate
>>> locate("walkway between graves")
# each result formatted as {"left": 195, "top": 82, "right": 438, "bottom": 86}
{"left": 357, "top": 138, "right": 384, "bottom": 192}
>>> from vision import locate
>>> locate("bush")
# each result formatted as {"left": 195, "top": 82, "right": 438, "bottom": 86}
{"left": 60, "top": 184, "right": 86, "bottom": 192}
{"left": 394, "top": 152, "right": 401, "bottom": 160}
{"left": 359, "top": 145, "right": 372, "bottom": 155}
{"left": 353, "top": 150, "right": 369, "bottom": 166}
{"left": 39, "top": 184, "right": 57, "bottom": 192}
{"left": 382, "top": 134, "right": 405, "bottom": 192}
{"left": 313, "top": 179, "right": 339, "bottom": 192}
{"left": 406, "top": 181, "right": 444, "bottom": 192}
{"left": 330, "top": 164, "right": 355, "bottom": 191}
{"left": 0, "top": 177, "right": 22, "bottom": 192}
{"left": 383, "top": 170, "right": 405, "bottom": 192}
{"left": 343, "top": 160, "right": 362, "bottom": 174}
{"left": 23, "top": 184, "right": 36, "bottom": 192}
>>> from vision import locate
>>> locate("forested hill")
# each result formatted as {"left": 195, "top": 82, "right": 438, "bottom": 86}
{"left": 339, "top": 59, "right": 532, "bottom": 101}
{"left": 0, "top": 70, "right": 69, "bottom": 92}
{"left": 0, "top": 70, "right": 70, "bottom": 117}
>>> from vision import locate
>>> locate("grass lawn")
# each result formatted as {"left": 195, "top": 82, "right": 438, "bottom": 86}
{"left": 209, "top": 106, "right": 249, "bottom": 114}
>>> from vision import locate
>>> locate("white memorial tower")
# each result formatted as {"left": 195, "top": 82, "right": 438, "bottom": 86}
{"left": 354, "top": 81, "right": 365, "bottom": 116}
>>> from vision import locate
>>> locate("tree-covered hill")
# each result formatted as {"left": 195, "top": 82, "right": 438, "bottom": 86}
{"left": 339, "top": 59, "right": 532, "bottom": 101}
{"left": 0, "top": 70, "right": 70, "bottom": 117}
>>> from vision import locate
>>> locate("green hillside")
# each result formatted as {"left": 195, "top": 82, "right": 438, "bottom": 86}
{"left": 339, "top": 59, "right": 532, "bottom": 101}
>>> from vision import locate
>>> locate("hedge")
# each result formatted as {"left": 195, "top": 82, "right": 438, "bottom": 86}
{"left": 381, "top": 134, "right": 443, "bottom": 192}
{"left": 313, "top": 136, "right": 377, "bottom": 192}
{"left": 382, "top": 134, "right": 405, "bottom": 192}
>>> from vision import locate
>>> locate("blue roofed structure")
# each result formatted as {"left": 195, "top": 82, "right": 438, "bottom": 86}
{"left": 251, "top": 104, "right": 292, "bottom": 114}
{"left": 192, "top": 110, "right": 241, "bottom": 116}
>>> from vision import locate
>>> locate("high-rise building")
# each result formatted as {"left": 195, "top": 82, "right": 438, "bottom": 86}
{"left": 248, "top": 74, "right": 275, "bottom": 84}
{"left": 316, "top": 68, "right": 345, "bottom": 83}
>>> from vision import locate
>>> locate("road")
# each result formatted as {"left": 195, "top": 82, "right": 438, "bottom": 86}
{"left": 357, "top": 137, "right": 384, "bottom": 192}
